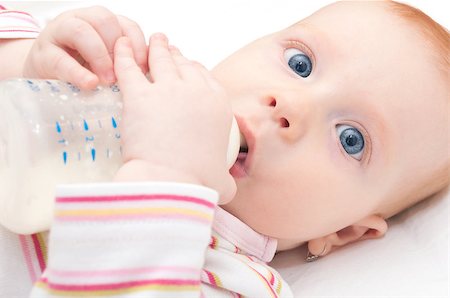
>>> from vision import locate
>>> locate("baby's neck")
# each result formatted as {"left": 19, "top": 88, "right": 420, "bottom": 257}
{"left": 276, "top": 239, "right": 305, "bottom": 252}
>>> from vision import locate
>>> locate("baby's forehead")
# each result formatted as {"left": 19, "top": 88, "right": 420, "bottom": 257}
{"left": 290, "top": 1, "right": 404, "bottom": 37}
{"left": 285, "top": 3, "right": 433, "bottom": 69}
{"left": 302, "top": 1, "right": 393, "bottom": 21}
{"left": 290, "top": 1, "right": 448, "bottom": 83}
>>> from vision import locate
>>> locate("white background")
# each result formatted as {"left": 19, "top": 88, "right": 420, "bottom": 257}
{"left": 3, "top": 0, "right": 449, "bottom": 69}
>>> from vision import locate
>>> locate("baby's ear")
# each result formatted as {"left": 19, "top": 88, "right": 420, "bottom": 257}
{"left": 307, "top": 215, "right": 388, "bottom": 257}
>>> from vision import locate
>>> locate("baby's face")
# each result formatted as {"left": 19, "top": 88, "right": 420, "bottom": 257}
{"left": 212, "top": 1, "right": 448, "bottom": 244}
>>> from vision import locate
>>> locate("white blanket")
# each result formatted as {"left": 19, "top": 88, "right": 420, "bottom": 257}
{"left": 271, "top": 188, "right": 449, "bottom": 297}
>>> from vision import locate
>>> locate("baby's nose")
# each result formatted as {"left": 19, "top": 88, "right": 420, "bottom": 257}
{"left": 268, "top": 95, "right": 312, "bottom": 143}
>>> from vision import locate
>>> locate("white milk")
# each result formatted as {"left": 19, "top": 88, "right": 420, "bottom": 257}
{"left": 0, "top": 156, "right": 121, "bottom": 234}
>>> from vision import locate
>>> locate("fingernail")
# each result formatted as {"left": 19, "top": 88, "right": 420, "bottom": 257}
{"left": 81, "top": 74, "right": 98, "bottom": 89}
{"left": 152, "top": 32, "right": 167, "bottom": 41}
{"left": 105, "top": 70, "right": 116, "bottom": 83}
{"left": 168, "top": 45, "right": 179, "bottom": 52}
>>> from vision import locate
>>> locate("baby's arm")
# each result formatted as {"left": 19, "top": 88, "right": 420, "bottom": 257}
{"left": 31, "top": 182, "right": 218, "bottom": 297}
{"left": 30, "top": 35, "right": 237, "bottom": 297}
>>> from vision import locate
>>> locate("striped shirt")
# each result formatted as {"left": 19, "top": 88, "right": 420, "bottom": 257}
{"left": 0, "top": 5, "right": 40, "bottom": 38}
{"left": 1, "top": 182, "right": 293, "bottom": 297}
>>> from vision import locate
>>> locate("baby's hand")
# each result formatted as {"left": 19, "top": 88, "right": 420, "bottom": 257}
{"left": 23, "top": 6, "right": 148, "bottom": 89}
{"left": 113, "top": 34, "right": 236, "bottom": 204}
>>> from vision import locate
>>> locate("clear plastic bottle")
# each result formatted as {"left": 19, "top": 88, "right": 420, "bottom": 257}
{"left": 0, "top": 78, "right": 240, "bottom": 234}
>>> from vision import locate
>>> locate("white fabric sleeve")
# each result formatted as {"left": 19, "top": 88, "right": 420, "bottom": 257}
{"left": 30, "top": 182, "right": 218, "bottom": 298}
{"left": 0, "top": 6, "right": 40, "bottom": 38}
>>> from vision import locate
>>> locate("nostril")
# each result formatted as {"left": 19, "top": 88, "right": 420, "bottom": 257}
{"left": 280, "top": 117, "right": 290, "bottom": 128}
{"left": 269, "top": 98, "right": 277, "bottom": 107}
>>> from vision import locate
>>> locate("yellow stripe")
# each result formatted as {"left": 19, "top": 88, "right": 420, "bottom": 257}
{"left": 276, "top": 278, "right": 282, "bottom": 295}
{"left": 235, "top": 256, "right": 278, "bottom": 298}
{"left": 272, "top": 270, "right": 283, "bottom": 294}
{"left": 56, "top": 207, "right": 212, "bottom": 221}
{"left": 35, "top": 282, "right": 199, "bottom": 296}
{"left": 36, "top": 233, "right": 48, "bottom": 266}
{"left": 211, "top": 271, "right": 223, "bottom": 287}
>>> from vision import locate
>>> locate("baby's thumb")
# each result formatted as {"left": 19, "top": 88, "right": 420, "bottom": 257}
{"left": 114, "top": 37, "right": 148, "bottom": 95}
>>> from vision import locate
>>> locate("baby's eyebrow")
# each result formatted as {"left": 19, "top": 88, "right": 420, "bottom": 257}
{"left": 287, "top": 22, "right": 331, "bottom": 62}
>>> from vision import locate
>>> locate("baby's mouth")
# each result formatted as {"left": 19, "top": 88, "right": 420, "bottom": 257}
{"left": 239, "top": 132, "right": 248, "bottom": 153}
{"left": 230, "top": 133, "right": 249, "bottom": 178}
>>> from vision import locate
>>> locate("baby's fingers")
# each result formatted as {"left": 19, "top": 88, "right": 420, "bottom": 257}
{"left": 191, "top": 60, "right": 223, "bottom": 91}
{"left": 117, "top": 15, "right": 148, "bottom": 75}
{"left": 53, "top": 17, "right": 115, "bottom": 85}
{"left": 148, "top": 33, "right": 179, "bottom": 82}
{"left": 43, "top": 46, "right": 98, "bottom": 89}
{"left": 168, "top": 46, "right": 204, "bottom": 83}
{"left": 114, "top": 37, "right": 149, "bottom": 96}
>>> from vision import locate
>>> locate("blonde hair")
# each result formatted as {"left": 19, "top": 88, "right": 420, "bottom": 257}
{"left": 379, "top": 1, "right": 449, "bottom": 218}
{"left": 385, "top": 1, "right": 449, "bottom": 81}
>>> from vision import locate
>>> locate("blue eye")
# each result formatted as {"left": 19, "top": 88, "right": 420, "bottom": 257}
{"left": 284, "top": 48, "right": 312, "bottom": 78}
{"left": 336, "top": 125, "right": 365, "bottom": 160}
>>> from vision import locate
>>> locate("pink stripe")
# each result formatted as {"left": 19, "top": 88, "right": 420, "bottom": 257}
{"left": 49, "top": 266, "right": 199, "bottom": 278}
{"left": 0, "top": 12, "right": 39, "bottom": 26}
{"left": 0, "top": 10, "right": 33, "bottom": 17}
{"left": 56, "top": 214, "right": 211, "bottom": 224}
{"left": 0, "top": 29, "right": 39, "bottom": 33}
{"left": 252, "top": 268, "right": 278, "bottom": 298}
{"left": 40, "top": 277, "right": 200, "bottom": 291}
{"left": 269, "top": 271, "right": 275, "bottom": 285}
{"left": 0, "top": 5, "right": 6, "bottom": 10}
{"left": 56, "top": 194, "right": 214, "bottom": 209}
{"left": 31, "top": 234, "right": 46, "bottom": 272}
{"left": 203, "top": 270, "right": 217, "bottom": 286}
{"left": 19, "top": 235, "right": 37, "bottom": 283}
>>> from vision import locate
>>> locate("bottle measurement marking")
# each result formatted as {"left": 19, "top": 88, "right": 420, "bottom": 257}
{"left": 46, "top": 80, "right": 60, "bottom": 92}
{"left": 67, "top": 82, "right": 80, "bottom": 93}
{"left": 112, "top": 117, "right": 117, "bottom": 128}
{"left": 26, "top": 80, "right": 40, "bottom": 92}
{"left": 83, "top": 119, "right": 89, "bottom": 131}
{"left": 91, "top": 148, "right": 96, "bottom": 161}
{"left": 53, "top": 114, "right": 121, "bottom": 164}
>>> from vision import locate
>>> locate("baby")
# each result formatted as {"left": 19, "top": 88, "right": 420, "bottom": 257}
{"left": 0, "top": 1, "right": 448, "bottom": 297}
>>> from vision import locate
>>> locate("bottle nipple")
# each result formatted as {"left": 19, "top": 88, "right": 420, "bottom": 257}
{"left": 226, "top": 116, "right": 241, "bottom": 169}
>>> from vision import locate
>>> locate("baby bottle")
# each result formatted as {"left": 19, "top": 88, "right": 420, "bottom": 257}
{"left": 0, "top": 78, "right": 241, "bottom": 234}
